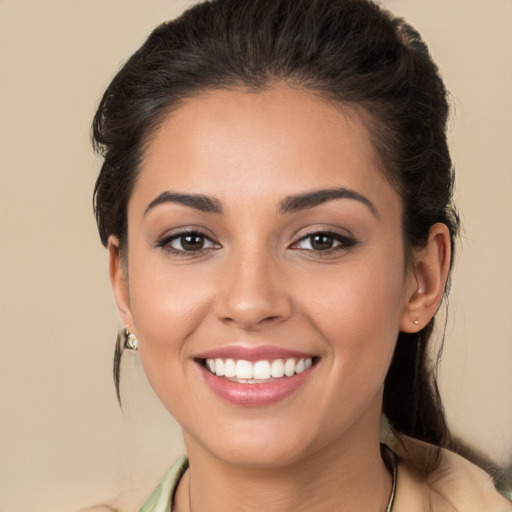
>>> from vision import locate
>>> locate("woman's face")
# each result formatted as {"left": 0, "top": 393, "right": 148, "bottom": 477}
{"left": 112, "top": 87, "right": 419, "bottom": 467}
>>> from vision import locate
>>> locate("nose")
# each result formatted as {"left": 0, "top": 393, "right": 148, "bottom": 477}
{"left": 214, "top": 248, "right": 292, "bottom": 330}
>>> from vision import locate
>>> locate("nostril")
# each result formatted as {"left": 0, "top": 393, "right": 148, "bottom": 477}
{"left": 215, "top": 278, "right": 293, "bottom": 329}
{"left": 220, "top": 312, "right": 285, "bottom": 327}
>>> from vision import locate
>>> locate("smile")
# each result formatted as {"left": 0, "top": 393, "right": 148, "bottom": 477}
{"left": 195, "top": 348, "right": 319, "bottom": 406}
{"left": 205, "top": 357, "right": 313, "bottom": 382}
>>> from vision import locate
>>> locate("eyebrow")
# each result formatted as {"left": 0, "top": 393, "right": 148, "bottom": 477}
{"left": 144, "top": 191, "right": 223, "bottom": 216}
{"left": 279, "top": 187, "right": 378, "bottom": 217}
{"left": 144, "top": 186, "right": 377, "bottom": 217}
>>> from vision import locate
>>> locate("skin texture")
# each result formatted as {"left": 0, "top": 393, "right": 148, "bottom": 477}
{"left": 109, "top": 87, "right": 450, "bottom": 511}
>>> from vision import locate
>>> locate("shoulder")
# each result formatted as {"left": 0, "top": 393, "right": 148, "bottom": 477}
{"left": 139, "top": 454, "right": 189, "bottom": 512}
{"left": 389, "top": 436, "right": 512, "bottom": 512}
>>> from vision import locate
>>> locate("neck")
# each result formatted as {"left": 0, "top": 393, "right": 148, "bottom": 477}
{"left": 177, "top": 427, "right": 392, "bottom": 512}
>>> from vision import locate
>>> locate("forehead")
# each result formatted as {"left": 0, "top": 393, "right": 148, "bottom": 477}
{"left": 133, "top": 86, "right": 399, "bottom": 216}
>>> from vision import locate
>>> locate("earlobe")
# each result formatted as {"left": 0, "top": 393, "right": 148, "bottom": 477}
{"left": 400, "top": 223, "right": 451, "bottom": 333}
{"left": 108, "top": 236, "right": 134, "bottom": 330}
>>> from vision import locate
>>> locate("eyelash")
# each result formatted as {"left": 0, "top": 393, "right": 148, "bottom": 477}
{"left": 155, "top": 229, "right": 219, "bottom": 257}
{"left": 155, "top": 229, "right": 356, "bottom": 257}
{"left": 290, "top": 230, "right": 357, "bottom": 255}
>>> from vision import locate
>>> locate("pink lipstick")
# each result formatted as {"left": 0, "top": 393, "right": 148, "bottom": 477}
{"left": 195, "top": 345, "right": 318, "bottom": 406}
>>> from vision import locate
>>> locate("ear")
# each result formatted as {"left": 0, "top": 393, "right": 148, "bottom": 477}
{"left": 400, "top": 223, "right": 452, "bottom": 333}
{"left": 108, "top": 236, "right": 134, "bottom": 332}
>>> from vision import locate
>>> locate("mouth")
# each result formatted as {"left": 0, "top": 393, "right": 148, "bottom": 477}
{"left": 198, "top": 356, "right": 317, "bottom": 384}
{"left": 194, "top": 348, "right": 320, "bottom": 406}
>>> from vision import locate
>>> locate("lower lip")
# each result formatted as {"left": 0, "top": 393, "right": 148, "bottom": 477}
{"left": 199, "top": 364, "right": 315, "bottom": 406}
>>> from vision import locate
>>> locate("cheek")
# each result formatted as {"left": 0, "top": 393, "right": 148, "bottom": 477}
{"left": 298, "top": 251, "right": 406, "bottom": 381}
{"left": 128, "top": 249, "right": 212, "bottom": 342}
{"left": 126, "top": 256, "right": 215, "bottom": 398}
{"left": 294, "top": 261, "right": 405, "bottom": 435}
{"left": 304, "top": 251, "right": 405, "bottom": 325}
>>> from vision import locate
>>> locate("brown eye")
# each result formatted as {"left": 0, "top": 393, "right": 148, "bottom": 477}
{"left": 292, "top": 231, "right": 356, "bottom": 253}
{"left": 179, "top": 234, "right": 206, "bottom": 251}
{"left": 310, "top": 234, "right": 334, "bottom": 251}
{"left": 160, "top": 231, "right": 217, "bottom": 253}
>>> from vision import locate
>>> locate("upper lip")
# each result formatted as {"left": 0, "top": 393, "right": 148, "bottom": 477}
{"left": 195, "top": 344, "right": 317, "bottom": 362}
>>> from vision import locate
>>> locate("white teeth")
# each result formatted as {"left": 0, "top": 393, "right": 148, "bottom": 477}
{"left": 224, "top": 358, "right": 236, "bottom": 378}
{"left": 214, "top": 358, "right": 224, "bottom": 376}
{"left": 271, "top": 359, "right": 285, "bottom": 378}
{"left": 235, "top": 360, "right": 253, "bottom": 379}
{"left": 206, "top": 357, "right": 314, "bottom": 381}
{"left": 253, "top": 360, "right": 271, "bottom": 379}
{"left": 284, "top": 358, "right": 295, "bottom": 377}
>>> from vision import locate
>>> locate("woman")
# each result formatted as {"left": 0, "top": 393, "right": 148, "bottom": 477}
{"left": 92, "top": 0, "right": 512, "bottom": 510}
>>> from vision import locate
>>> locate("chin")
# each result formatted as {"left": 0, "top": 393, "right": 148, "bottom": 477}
{"left": 183, "top": 414, "right": 330, "bottom": 470}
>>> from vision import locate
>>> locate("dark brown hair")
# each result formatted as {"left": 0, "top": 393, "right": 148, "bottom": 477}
{"left": 93, "top": 0, "right": 459, "bottom": 455}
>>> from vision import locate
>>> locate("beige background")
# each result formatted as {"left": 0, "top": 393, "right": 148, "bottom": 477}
{"left": 0, "top": 1, "right": 511, "bottom": 511}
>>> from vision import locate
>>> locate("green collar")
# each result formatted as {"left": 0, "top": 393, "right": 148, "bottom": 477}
{"left": 139, "top": 454, "right": 189, "bottom": 512}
